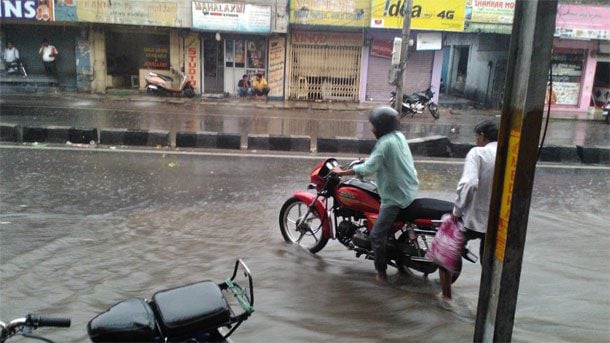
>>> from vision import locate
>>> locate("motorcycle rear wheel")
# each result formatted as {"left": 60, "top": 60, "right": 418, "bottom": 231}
{"left": 183, "top": 86, "right": 195, "bottom": 98}
{"left": 397, "top": 232, "right": 461, "bottom": 284}
{"left": 279, "top": 197, "right": 328, "bottom": 254}
{"left": 428, "top": 103, "right": 440, "bottom": 119}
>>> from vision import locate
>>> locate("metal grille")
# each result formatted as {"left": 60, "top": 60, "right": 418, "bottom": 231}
{"left": 288, "top": 44, "right": 362, "bottom": 101}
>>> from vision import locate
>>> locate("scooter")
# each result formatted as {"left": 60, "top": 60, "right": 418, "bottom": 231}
{"left": 279, "top": 158, "right": 475, "bottom": 283}
{"left": 0, "top": 260, "right": 254, "bottom": 343}
{"left": 145, "top": 67, "right": 195, "bottom": 98}
{"left": 389, "top": 87, "right": 440, "bottom": 120}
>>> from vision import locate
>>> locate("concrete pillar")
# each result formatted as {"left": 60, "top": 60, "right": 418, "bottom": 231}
{"left": 170, "top": 30, "right": 184, "bottom": 72}
{"left": 90, "top": 28, "right": 107, "bottom": 94}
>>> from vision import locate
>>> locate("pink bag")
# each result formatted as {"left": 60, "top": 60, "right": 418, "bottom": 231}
{"left": 426, "top": 214, "right": 464, "bottom": 274}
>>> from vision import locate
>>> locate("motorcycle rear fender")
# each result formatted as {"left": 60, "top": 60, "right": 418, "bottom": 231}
{"left": 292, "top": 191, "right": 332, "bottom": 239}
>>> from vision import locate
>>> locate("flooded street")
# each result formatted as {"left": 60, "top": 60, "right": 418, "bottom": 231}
{"left": 0, "top": 148, "right": 608, "bottom": 342}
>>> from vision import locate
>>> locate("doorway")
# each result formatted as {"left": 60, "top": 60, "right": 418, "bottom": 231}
{"left": 203, "top": 34, "right": 224, "bottom": 94}
{"left": 450, "top": 46, "right": 469, "bottom": 95}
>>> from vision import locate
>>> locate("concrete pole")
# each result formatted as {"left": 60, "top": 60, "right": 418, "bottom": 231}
{"left": 394, "top": 0, "right": 413, "bottom": 113}
{"left": 474, "top": 0, "right": 558, "bottom": 341}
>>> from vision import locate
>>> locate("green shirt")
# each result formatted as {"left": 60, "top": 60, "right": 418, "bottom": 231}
{"left": 353, "top": 131, "right": 419, "bottom": 208}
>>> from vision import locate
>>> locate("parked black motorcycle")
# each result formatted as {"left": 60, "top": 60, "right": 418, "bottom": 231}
{"left": 603, "top": 100, "right": 609, "bottom": 124}
{"left": 2, "top": 60, "right": 28, "bottom": 78}
{"left": 0, "top": 260, "right": 254, "bottom": 343}
{"left": 390, "top": 87, "right": 440, "bottom": 119}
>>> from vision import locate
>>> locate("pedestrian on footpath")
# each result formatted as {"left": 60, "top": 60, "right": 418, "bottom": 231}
{"left": 237, "top": 74, "right": 251, "bottom": 99}
{"left": 3, "top": 40, "right": 20, "bottom": 70}
{"left": 439, "top": 119, "right": 498, "bottom": 300}
{"left": 39, "top": 38, "right": 58, "bottom": 77}
{"left": 332, "top": 106, "right": 420, "bottom": 284}
{"left": 251, "top": 73, "right": 270, "bottom": 101}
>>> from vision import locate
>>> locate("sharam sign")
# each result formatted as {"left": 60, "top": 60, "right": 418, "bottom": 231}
{"left": 0, "top": 0, "right": 54, "bottom": 21}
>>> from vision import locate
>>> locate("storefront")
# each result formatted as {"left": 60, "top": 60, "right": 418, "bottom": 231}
{"left": 364, "top": 29, "right": 441, "bottom": 103}
{"left": 286, "top": 30, "right": 363, "bottom": 101}
{"left": 192, "top": 1, "right": 276, "bottom": 97}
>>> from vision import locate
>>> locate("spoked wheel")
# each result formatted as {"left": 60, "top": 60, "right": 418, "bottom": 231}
{"left": 428, "top": 103, "right": 440, "bottom": 119}
{"left": 279, "top": 197, "right": 328, "bottom": 254}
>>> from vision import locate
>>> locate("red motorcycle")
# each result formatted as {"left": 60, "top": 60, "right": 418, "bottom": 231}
{"left": 279, "top": 158, "right": 471, "bottom": 282}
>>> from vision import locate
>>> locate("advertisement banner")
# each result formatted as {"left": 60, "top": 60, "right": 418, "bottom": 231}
{"left": 0, "top": 0, "right": 54, "bottom": 21}
{"left": 416, "top": 32, "right": 442, "bottom": 50}
{"left": 466, "top": 0, "right": 514, "bottom": 24}
{"left": 291, "top": 31, "right": 362, "bottom": 47}
{"left": 76, "top": 0, "right": 178, "bottom": 26}
{"left": 555, "top": 4, "right": 610, "bottom": 41}
{"left": 289, "top": 0, "right": 370, "bottom": 27}
{"left": 268, "top": 35, "right": 286, "bottom": 98}
{"left": 192, "top": 1, "right": 271, "bottom": 33}
{"left": 371, "top": 0, "right": 465, "bottom": 32}
{"left": 54, "top": 0, "right": 77, "bottom": 21}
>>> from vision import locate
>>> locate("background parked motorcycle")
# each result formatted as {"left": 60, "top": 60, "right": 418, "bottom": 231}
{"left": 390, "top": 87, "right": 439, "bottom": 120}
{"left": 3, "top": 60, "right": 28, "bottom": 78}
{"left": 603, "top": 100, "right": 609, "bottom": 124}
{"left": 145, "top": 67, "right": 195, "bottom": 98}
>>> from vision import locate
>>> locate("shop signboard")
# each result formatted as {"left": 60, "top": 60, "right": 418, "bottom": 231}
{"left": 466, "top": 0, "right": 514, "bottom": 24}
{"left": 185, "top": 33, "right": 201, "bottom": 92}
{"left": 370, "top": 0, "right": 465, "bottom": 32}
{"left": 75, "top": 0, "right": 178, "bottom": 27}
{"left": 0, "top": 0, "right": 54, "bottom": 21}
{"left": 289, "top": 0, "right": 370, "bottom": 28}
{"left": 555, "top": 4, "right": 610, "bottom": 41}
{"left": 371, "top": 40, "right": 393, "bottom": 58}
{"left": 268, "top": 35, "right": 286, "bottom": 98}
{"left": 142, "top": 45, "right": 170, "bottom": 69}
{"left": 192, "top": 1, "right": 271, "bottom": 33}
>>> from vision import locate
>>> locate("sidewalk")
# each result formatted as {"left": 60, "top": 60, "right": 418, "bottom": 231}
{"left": 0, "top": 88, "right": 608, "bottom": 164}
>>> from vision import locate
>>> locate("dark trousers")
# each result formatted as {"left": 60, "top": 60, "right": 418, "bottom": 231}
{"left": 370, "top": 205, "right": 401, "bottom": 273}
{"left": 253, "top": 87, "right": 270, "bottom": 96}
{"left": 464, "top": 228, "right": 485, "bottom": 264}
{"left": 43, "top": 61, "right": 57, "bottom": 76}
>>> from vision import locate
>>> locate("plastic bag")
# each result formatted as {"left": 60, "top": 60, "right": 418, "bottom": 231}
{"left": 426, "top": 214, "right": 464, "bottom": 274}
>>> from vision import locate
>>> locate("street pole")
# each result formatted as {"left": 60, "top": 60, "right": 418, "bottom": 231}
{"left": 474, "top": 0, "right": 558, "bottom": 341}
{"left": 394, "top": 0, "right": 413, "bottom": 113}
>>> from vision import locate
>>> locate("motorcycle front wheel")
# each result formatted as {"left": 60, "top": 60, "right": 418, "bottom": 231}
{"left": 428, "top": 103, "right": 440, "bottom": 119}
{"left": 279, "top": 197, "right": 329, "bottom": 254}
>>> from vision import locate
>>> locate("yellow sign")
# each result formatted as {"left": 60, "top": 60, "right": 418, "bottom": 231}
{"left": 290, "top": 0, "right": 370, "bottom": 27}
{"left": 77, "top": 0, "right": 178, "bottom": 27}
{"left": 371, "top": 0, "right": 465, "bottom": 32}
{"left": 495, "top": 129, "right": 520, "bottom": 261}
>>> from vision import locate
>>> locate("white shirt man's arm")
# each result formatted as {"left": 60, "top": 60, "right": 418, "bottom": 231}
{"left": 453, "top": 150, "right": 480, "bottom": 218}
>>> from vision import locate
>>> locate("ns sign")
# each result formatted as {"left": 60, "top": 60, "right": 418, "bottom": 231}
{"left": 1, "top": 0, "right": 53, "bottom": 21}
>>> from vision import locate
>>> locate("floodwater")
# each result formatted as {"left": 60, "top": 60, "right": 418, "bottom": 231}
{"left": 0, "top": 148, "right": 608, "bottom": 342}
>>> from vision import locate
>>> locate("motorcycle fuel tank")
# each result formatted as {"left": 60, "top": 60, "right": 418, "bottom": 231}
{"left": 335, "top": 186, "right": 380, "bottom": 213}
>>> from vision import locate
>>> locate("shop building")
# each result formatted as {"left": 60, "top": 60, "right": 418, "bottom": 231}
{"left": 191, "top": 0, "right": 288, "bottom": 99}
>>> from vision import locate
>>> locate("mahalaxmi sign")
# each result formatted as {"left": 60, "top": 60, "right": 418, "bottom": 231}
{"left": 371, "top": 0, "right": 465, "bottom": 32}
{"left": 192, "top": 1, "right": 271, "bottom": 33}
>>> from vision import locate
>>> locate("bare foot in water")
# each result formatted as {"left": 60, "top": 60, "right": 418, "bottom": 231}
{"left": 375, "top": 272, "right": 388, "bottom": 285}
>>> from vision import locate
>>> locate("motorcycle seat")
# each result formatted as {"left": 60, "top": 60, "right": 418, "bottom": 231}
{"left": 152, "top": 280, "right": 231, "bottom": 338}
{"left": 398, "top": 198, "right": 453, "bottom": 222}
{"left": 404, "top": 95, "right": 419, "bottom": 103}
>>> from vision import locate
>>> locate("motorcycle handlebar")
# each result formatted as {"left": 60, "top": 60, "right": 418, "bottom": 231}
{"left": 28, "top": 314, "right": 71, "bottom": 328}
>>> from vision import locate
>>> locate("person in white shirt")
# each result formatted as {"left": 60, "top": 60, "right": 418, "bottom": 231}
{"left": 439, "top": 119, "right": 498, "bottom": 300}
{"left": 3, "top": 40, "right": 20, "bottom": 70}
{"left": 38, "top": 38, "right": 58, "bottom": 76}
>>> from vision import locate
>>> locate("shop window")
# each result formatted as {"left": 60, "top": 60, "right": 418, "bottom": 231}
{"left": 550, "top": 50, "right": 584, "bottom": 106}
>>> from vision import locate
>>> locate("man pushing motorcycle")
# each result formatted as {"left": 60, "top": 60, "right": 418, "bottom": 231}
{"left": 332, "top": 106, "right": 420, "bottom": 284}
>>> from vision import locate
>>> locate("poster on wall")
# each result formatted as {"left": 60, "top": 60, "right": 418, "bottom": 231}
{"left": 416, "top": 32, "right": 442, "bottom": 50}
{"left": 192, "top": 1, "right": 271, "bottom": 33}
{"left": 550, "top": 82, "right": 580, "bottom": 105}
{"left": 371, "top": 40, "right": 392, "bottom": 59}
{"left": 0, "top": 0, "right": 54, "bottom": 21}
{"left": 53, "top": 0, "right": 76, "bottom": 21}
{"left": 370, "top": 0, "right": 465, "bottom": 32}
{"left": 289, "top": 0, "right": 370, "bottom": 27}
{"left": 268, "top": 35, "right": 285, "bottom": 98}
{"left": 76, "top": 0, "right": 178, "bottom": 26}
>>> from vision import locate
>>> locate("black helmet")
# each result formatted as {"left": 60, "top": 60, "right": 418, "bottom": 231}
{"left": 369, "top": 106, "right": 399, "bottom": 138}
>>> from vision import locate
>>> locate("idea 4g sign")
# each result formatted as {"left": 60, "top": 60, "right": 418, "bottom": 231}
{"left": 371, "top": 0, "right": 465, "bottom": 32}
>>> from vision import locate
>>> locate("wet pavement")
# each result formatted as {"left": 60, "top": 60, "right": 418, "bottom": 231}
{"left": 0, "top": 91, "right": 608, "bottom": 148}
{"left": 0, "top": 148, "right": 609, "bottom": 342}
